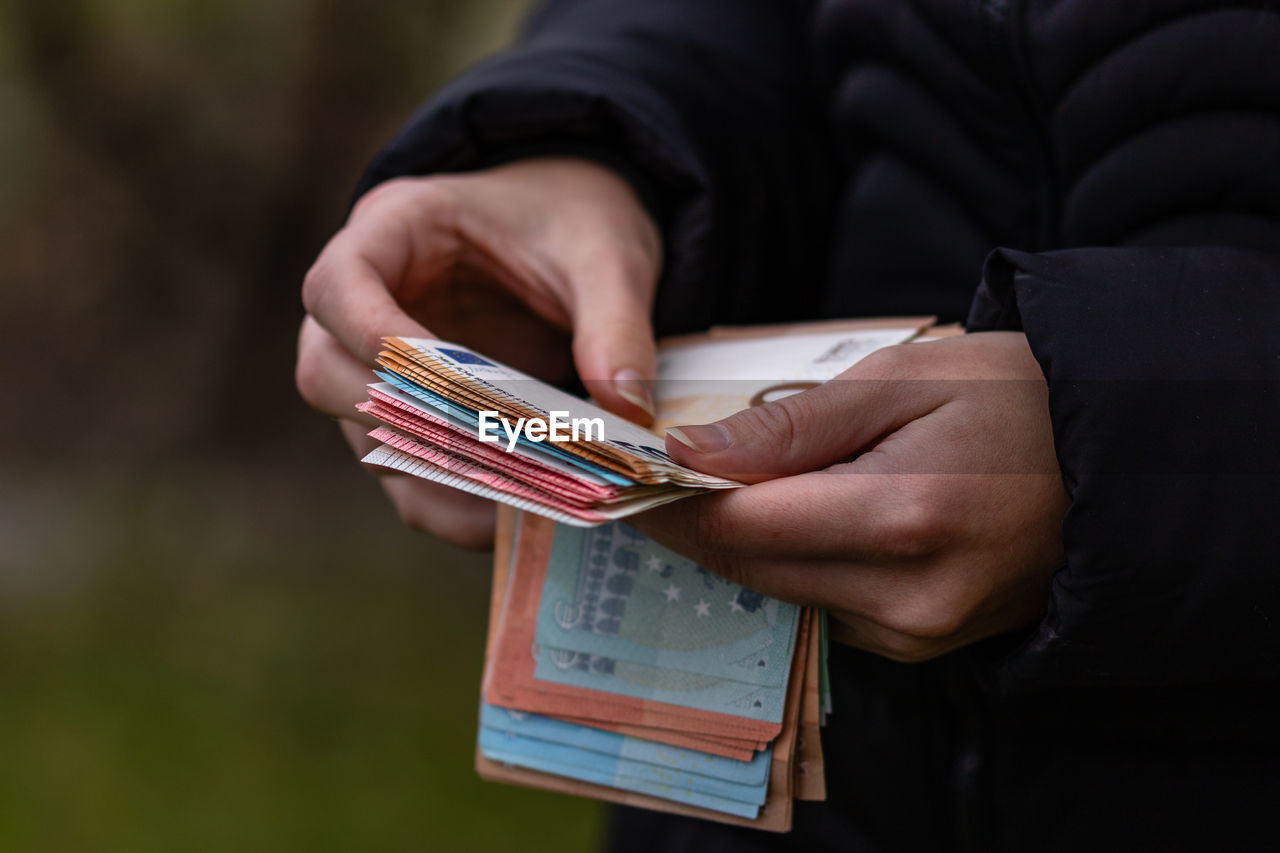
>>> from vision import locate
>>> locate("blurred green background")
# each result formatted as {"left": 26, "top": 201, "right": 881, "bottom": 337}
{"left": 0, "top": 0, "right": 604, "bottom": 849}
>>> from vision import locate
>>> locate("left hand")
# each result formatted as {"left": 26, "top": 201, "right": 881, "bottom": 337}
{"left": 632, "top": 332, "right": 1070, "bottom": 662}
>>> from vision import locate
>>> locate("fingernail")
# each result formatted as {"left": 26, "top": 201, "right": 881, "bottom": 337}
{"left": 613, "top": 368, "right": 654, "bottom": 416}
{"left": 666, "top": 424, "right": 731, "bottom": 453}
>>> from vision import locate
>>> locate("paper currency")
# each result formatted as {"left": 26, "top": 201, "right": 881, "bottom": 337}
{"left": 485, "top": 515, "right": 785, "bottom": 742}
{"left": 478, "top": 734, "right": 764, "bottom": 818}
{"left": 534, "top": 523, "right": 799, "bottom": 688}
{"left": 377, "top": 336, "right": 737, "bottom": 487}
{"left": 480, "top": 707, "right": 771, "bottom": 809}
{"left": 480, "top": 704, "right": 771, "bottom": 786}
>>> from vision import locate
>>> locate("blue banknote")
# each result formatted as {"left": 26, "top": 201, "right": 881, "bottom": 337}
{"left": 480, "top": 703, "right": 771, "bottom": 787}
{"left": 535, "top": 523, "right": 799, "bottom": 687}
{"left": 478, "top": 725, "right": 768, "bottom": 806}
{"left": 479, "top": 728, "right": 763, "bottom": 818}
{"left": 532, "top": 643, "right": 788, "bottom": 722}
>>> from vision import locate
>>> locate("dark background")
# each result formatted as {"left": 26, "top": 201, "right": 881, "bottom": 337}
{"left": 0, "top": 0, "right": 602, "bottom": 848}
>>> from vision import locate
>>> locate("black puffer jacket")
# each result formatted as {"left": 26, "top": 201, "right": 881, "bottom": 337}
{"left": 357, "top": 2, "right": 1280, "bottom": 850}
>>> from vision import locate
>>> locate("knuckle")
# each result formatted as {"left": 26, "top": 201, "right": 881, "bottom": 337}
{"left": 688, "top": 496, "right": 732, "bottom": 558}
{"left": 882, "top": 638, "right": 946, "bottom": 664}
{"left": 410, "top": 177, "right": 461, "bottom": 220}
{"left": 882, "top": 593, "right": 965, "bottom": 642}
{"left": 874, "top": 494, "right": 950, "bottom": 559}
{"left": 301, "top": 254, "right": 337, "bottom": 316}
{"left": 611, "top": 238, "right": 661, "bottom": 291}
{"left": 294, "top": 352, "right": 325, "bottom": 409}
{"left": 351, "top": 176, "right": 413, "bottom": 216}
{"left": 702, "top": 553, "right": 750, "bottom": 589}
{"left": 855, "top": 342, "right": 916, "bottom": 381}
{"left": 293, "top": 326, "right": 331, "bottom": 410}
{"left": 569, "top": 242, "right": 658, "bottom": 312}
{"left": 844, "top": 617, "right": 948, "bottom": 663}
{"left": 355, "top": 176, "right": 462, "bottom": 232}
{"left": 737, "top": 397, "right": 804, "bottom": 448}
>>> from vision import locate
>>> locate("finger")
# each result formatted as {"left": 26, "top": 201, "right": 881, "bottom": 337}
{"left": 619, "top": 524, "right": 942, "bottom": 651}
{"left": 302, "top": 181, "right": 458, "bottom": 365}
{"left": 632, "top": 470, "right": 947, "bottom": 564}
{"left": 380, "top": 475, "right": 497, "bottom": 551}
{"left": 341, "top": 419, "right": 497, "bottom": 550}
{"left": 825, "top": 611, "right": 960, "bottom": 664}
{"left": 663, "top": 365, "right": 948, "bottom": 482}
{"left": 296, "top": 316, "right": 383, "bottom": 425}
{"left": 564, "top": 249, "right": 659, "bottom": 425}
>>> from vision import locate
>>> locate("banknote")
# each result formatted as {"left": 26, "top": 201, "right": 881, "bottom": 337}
{"left": 541, "top": 715, "right": 764, "bottom": 761}
{"left": 370, "top": 370, "right": 634, "bottom": 486}
{"left": 532, "top": 645, "right": 791, "bottom": 723}
{"left": 478, "top": 733, "right": 762, "bottom": 819}
{"left": 361, "top": 445, "right": 689, "bottom": 527}
{"left": 477, "top": 726, "right": 768, "bottom": 810}
{"left": 651, "top": 323, "right": 928, "bottom": 432}
{"left": 378, "top": 337, "right": 739, "bottom": 488}
{"left": 795, "top": 610, "right": 827, "bottom": 802}
{"left": 498, "top": 515, "right": 792, "bottom": 727}
{"left": 362, "top": 366, "right": 710, "bottom": 525}
{"left": 480, "top": 704, "right": 771, "bottom": 786}
{"left": 534, "top": 522, "right": 799, "bottom": 687}
{"left": 365, "top": 431, "right": 678, "bottom": 515}
{"left": 365, "top": 424, "right": 610, "bottom": 507}
{"left": 485, "top": 514, "right": 785, "bottom": 743}
{"left": 362, "top": 383, "right": 625, "bottom": 497}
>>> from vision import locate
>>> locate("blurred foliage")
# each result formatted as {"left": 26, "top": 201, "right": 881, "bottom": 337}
{"left": 0, "top": 0, "right": 605, "bottom": 849}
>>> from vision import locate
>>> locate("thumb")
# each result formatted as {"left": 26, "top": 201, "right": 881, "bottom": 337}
{"left": 664, "top": 378, "right": 943, "bottom": 483}
{"left": 566, "top": 263, "right": 659, "bottom": 426}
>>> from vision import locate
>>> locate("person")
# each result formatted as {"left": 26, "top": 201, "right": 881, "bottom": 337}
{"left": 295, "top": 1, "right": 1280, "bottom": 850}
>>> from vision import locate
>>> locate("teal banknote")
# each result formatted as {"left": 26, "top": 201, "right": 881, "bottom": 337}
{"left": 480, "top": 703, "right": 771, "bottom": 786}
{"left": 532, "top": 643, "right": 789, "bottom": 722}
{"left": 479, "top": 729, "right": 763, "bottom": 818}
{"left": 535, "top": 523, "right": 799, "bottom": 687}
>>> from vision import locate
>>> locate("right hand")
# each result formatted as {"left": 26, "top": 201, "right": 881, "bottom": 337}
{"left": 296, "top": 157, "right": 663, "bottom": 549}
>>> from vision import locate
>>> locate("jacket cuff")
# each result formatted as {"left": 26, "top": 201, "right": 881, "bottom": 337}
{"left": 969, "top": 246, "right": 1280, "bottom": 687}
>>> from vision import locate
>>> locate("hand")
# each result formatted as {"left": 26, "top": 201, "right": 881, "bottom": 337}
{"left": 632, "top": 332, "right": 1070, "bottom": 662}
{"left": 296, "top": 158, "right": 662, "bottom": 549}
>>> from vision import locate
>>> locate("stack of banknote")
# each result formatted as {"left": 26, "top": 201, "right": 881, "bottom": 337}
{"left": 358, "top": 318, "right": 951, "bottom": 829}
{"left": 477, "top": 508, "right": 829, "bottom": 830}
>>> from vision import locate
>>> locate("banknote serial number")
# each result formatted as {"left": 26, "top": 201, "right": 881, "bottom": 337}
{"left": 477, "top": 411, "right": 605, "bottom": 451}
